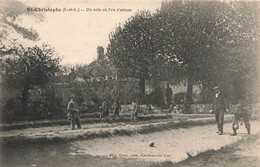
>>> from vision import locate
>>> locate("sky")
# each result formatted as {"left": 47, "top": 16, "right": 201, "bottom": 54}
{"left": 17, "top": 0, "right": 163, "bottom": 66}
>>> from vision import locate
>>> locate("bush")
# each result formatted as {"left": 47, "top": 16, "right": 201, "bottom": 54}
{"left": 146, "top": 87, "right": 165, "bottom": 107}
{"left": 174, "top": 92, "right": 185, "bottom": 104}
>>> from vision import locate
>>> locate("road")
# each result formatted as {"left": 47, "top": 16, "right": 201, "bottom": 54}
{"left": 1, "top": 121, "right": 259, "bottom": 167}
{"left": 173, "top": 134, "right": 260, "bottom": 167}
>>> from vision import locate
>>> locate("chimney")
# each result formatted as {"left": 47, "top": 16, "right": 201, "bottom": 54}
{"left": 97, "top": 46, "right": 104, "bottom": 60}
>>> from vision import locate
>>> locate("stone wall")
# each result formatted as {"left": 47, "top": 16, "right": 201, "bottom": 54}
{"left": 190, "top": 104, "right": 212, "bottom": 114}
{"left": 121, "top": 103, "right": 260, "bottom": 115}
{"left": 190, "top": 103, "right": 260, "bottom": 114}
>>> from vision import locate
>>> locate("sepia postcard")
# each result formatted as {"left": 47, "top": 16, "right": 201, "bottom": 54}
{"left": 0, "top": 0, "right": 260, "bottom": 167}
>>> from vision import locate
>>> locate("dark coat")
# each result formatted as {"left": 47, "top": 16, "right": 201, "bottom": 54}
{"left": 67, "top": 100, "right": 79, "bottom": 113}
{"left": 213, "top": 92, "right": 229, "bottom": 112}
{"left": 165, "top": 87, "right": 173, "bottom": 97}
{"left": 234, "top": 105, "right": 251, "bottom": 118}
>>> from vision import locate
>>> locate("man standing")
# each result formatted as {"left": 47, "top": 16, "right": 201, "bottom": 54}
{"left": 165, "top": 84, "right": 173, "bottom": 109}
{"left": 211, "top": 86, "right": 229, "bottom": 135}
{"left": 101, "top": 96, "right": 110, "bottom": 117}
{"left": 131, "top": 98, "right": 139, "bottom": 122}
{"left": 67, "top": 95, "right": 81, "bottom": 130}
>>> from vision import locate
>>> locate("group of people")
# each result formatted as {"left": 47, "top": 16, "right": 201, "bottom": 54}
{"left": 166, "top": 84, "right": 251, "bottom": 136}
{"left": 211, "top": 86, "right": 251, "bottom": 136}
{"left": 66, "top": 85, "right": 252, "bottom": 135}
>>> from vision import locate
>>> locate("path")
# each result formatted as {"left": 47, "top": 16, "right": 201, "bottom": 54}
{"left": 0, "top": 115, "right": 235, "bottom": 143}
{"left": 1, "top": 121, "right": 259, "bottom": 167}
{"left": 69, "top": 121, "right": 260, "bottom": 163}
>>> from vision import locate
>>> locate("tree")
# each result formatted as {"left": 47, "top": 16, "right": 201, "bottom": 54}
{"left": 107, "top": 11, "right": 181, "bottom": 102}
{"left": 217, "top": 1, "right": 260, "bottom": 102}
{"left": 158, "top": 1, "right": 259, "bottom": 108}
{"left": 0, "top": 0, "right": 43, "bottom": 52}
{"left": 1, "top": 44, "right": 60, "bottom": 114}
{"left": 156, "top": 1, "right": 227, "bottom": 110}
{"left": 108, "top": 1, "right": 259, "bottom": 108}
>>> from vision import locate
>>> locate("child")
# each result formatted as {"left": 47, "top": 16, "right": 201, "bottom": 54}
{"left": 231, "top": 100, "right": 251, "bottom": 136}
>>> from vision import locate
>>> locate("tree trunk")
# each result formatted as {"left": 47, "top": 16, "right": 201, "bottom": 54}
{"left": 184, "top": 76, "right": 193, "bottom": 114}
{"left": 21, "top": 86, "right": 29, "bottom": 115}
{"left": 201, "top": 81, "right": 210, "bottom": 103}
{"left": 139, "top": 72, "right": 145, "bottom": 104}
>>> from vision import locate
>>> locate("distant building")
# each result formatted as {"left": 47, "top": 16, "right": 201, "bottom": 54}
{"left": 97, "top": 46, "right": 105, "bottom": 60}
{"left": 84, "top": 46, "right": 117, "bottom": 82}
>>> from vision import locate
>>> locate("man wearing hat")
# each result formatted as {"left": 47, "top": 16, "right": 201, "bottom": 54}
{"left": 67, "top": 95, "right": 81, "bottom": 130}
{"left": 210, "top": 86, "right": 229, "bottom": 135}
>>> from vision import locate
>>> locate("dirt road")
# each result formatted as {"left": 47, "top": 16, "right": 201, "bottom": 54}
{"left": 0, "top": 115, "right": 234, "bottom": 143}
{"left": 1, "top": 121, "right": 259, "bottom": 167}
{"left": 70, "top": 121, "right": 260, "bottom": 163}
{"left": 172, "top": 134, "right": 260, "bottom": 167}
